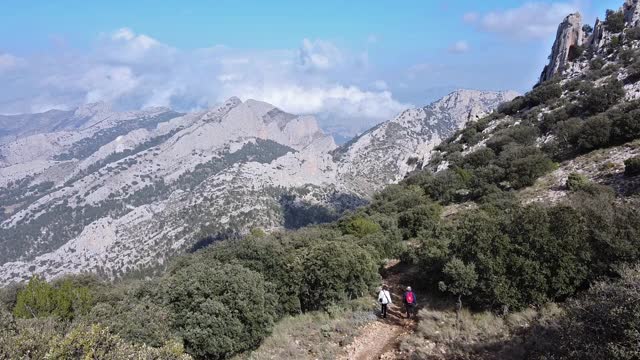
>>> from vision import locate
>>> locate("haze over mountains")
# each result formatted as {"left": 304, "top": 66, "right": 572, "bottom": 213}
{"left": 0, "top": 89, "right": 515, "bottom": 284}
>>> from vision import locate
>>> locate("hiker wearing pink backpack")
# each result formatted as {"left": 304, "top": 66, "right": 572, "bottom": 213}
{"left": 403, "top": 286, "right": 417, "bottom": 318}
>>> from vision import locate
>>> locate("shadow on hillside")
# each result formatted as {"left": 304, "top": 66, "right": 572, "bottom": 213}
{"left": 188, "top": 230, "right": 239, "bottom": 253}
{"left": 279, "top": 192, "right": 367, "bottom": 230}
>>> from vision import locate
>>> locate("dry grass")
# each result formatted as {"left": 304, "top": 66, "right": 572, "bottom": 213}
{"left": 236, "top": 298, "right": 377, "bottom": 360}
{"left": 398, "top": 303, "right": 564, "bottom": 359}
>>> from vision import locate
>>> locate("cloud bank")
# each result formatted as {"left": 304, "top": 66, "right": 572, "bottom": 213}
{"left": 0, "top": 28, "right": 410, "bottom": 136}
{"left": 464, "top": 2, "right": 582, "bottom": 40}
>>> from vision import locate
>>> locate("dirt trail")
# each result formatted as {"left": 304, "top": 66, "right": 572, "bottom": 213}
{"left": 338, "top": 260, "right": 420, "bottom": 360}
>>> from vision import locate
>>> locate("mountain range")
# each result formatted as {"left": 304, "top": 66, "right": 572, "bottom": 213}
{"left": 0, "top": 89, "right": 516, "bottom": 284}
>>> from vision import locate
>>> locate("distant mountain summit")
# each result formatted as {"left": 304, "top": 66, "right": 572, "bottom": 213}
{"left": 0, "top": 90, "right": 513, "bottom": 284}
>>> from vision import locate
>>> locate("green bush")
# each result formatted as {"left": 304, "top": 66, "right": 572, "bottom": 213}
{"left": 604, "top": 9, "right": 625, "bottom": 33}
{"left": 300, "top": 241, "right": 379, "bottom": 311}
{"left": 164, "top": 262, "right": 277, "bottom": 359}
{"left": 576, "top": 80, "right": 625, "bottom": 116}
{"left": 339, "top": 215, "right": 381, "bottom": 238}
{"left": 13, "top": 276, "right": 93, "bottom": 321}
{"left": 86, "top": 300, "right": 174, "bottom": 348}
{"left": 46, "top": 324, "right": 191, "bottom": 360}
{"left": 202, "top": 236, "right": 304, "bottom": 316}
{"left": 624, "top": 156, "right": 640, "bottom": 177}
{"left": 577, "top": 115, "right": 612, "bottom": 152}
{"left": 565, "top": 173, "right": 590, "bottom": 191}
{"left": 536, "top": 267, "right": 640, "bottom": 359}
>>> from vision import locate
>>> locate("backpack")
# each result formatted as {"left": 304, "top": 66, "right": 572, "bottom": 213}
{"left": 405, "top": 291, "right": 414, "bottom": 304}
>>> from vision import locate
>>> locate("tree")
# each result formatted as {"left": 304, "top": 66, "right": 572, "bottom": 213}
{"left": 164, "top": 263, "right": 277, "bottom": 359}
{"left": 300, "top": 241, "right": 379, "bottom": 311}
{"left": 604, "top": 9, "right": 625, "bottom": 33}
{"left": 582, "top": 24, "right": 594, "bottom": 36}
{"left": 438, "top": 258, "right": 478, "bottom": 312}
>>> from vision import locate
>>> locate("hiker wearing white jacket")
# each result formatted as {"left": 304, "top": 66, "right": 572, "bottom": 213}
{"left": 377, "top": 285, "right": 392, "bottom": 318}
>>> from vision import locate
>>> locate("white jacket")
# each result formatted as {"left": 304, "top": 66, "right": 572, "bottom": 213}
{"left": 378, "top": 290, "right": 392, "bottom": 305}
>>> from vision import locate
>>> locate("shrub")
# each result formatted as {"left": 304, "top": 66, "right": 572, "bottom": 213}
{"left": 626, "top": 26, "right": 640, "bottom": 41}
{"left": 590, "top": 57, "right": 606, "bottom": 70}
{"left": 202, "top": 237, "right": 304, "bottom": 316}
{"left": 86, "top": 300, "right": 174, "bottom": 348}
{"left": 576, "top": 115, "right": 612, "bottom": 152}
{"left": 577, "top": 80, "right": 625, "bottom": 116}
{"left": 438, "top": 258, "right": 478, "bottom": 307}
{"left": 536, "top": 267, "right": 640, "bottom": 359}
{"left": 13, "top": 276, "right": 93, "bottom": 321}
{"left": 46, "top": 324, "right": 191, "bottom": 360}
{"left": 604, "top": 9, "right": 625, "bottom": 33}
{"left": 566, "top": 172, "right": 590, "bottom": 191}
{"left": 610, "top": 105, "right": 640, "bottom": 143}
{"left": 525, "top": 82, "right": 563, "bottom": 107}
{"left": 624, "top": 156, "right": 640, "bottom": 177}
{"left": 164, "top": 262, "right": 277, "bottom": 359}
{"left": 397, "top": 203, "right": 442, "bottom": 239}
{"left": 339, "top": 216, "right": 381, "bottom": 238}
{"left": 300, "top": 241, "right": 379, "bottom": 311}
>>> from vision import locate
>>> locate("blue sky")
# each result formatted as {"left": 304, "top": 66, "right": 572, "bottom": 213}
{"left": 0, "top": 0, "right": 625, "bottom": 135}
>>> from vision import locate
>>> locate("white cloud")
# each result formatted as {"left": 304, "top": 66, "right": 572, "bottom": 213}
{"left": 298, "top": 38, "right": 343, "bottom": 71}
{"left": 464, "top": 2, "right": 581, "bottom": 39}
{"left": 0, "top": 29, "right": 410, "bottom": 135}
{"left": 448, "top": 40, "right": 470, "bottom": 53}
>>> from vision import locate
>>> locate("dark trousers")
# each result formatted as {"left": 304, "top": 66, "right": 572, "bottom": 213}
{"left": 381, "top": 303, "right": 388, "bottom": 318}
{"left": 405, "top": 303, "right": 416, "bottom": 318}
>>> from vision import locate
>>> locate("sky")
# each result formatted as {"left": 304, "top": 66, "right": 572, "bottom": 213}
{"left": 0, "top": 0, "right": 624, "bottom": 136}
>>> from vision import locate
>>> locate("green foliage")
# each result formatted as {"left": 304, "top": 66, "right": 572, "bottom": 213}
{"left": 86, "top": 300, "right": 174, "bottom": 348}
{"left": 576, "top": 115, "right": 612, "bottom": 152}
{"left": 249, "top": 227, "right": 266, "bottom": 238}
{"left": 565, "top": 173, "right": 590, "bottom": 191}
{"left": 46, "top": 324, "right": 191, "bottom": 360}
{"left": 164, "top": 262, "right": 277, "bottom": 359}
{"left": 13, "top": 276, "right": 93, "bottom": 321}
{"left": 590, "top": 57, "right": 606, "bottom": 70}
{"left": 537, "top": 267, "right": 640, "bottom": 359}
{"left": 300, "top": 241, "right": 379, "bottom": 311}
{"left": 202, "top": 236, "right": 304, "bottom": 316}
{"left": 438, "top": 258, "right": 478, "bottom": 299}
{"left": 604, "top": 9, "right": 625, "bottom": 33}
{"left": 576, "top": 79, "right": 625, "bottom": 116}
{"left": 624, "top": 156, "right": 640, "bottom": 177}
{"left": 339, "top": 215, "right": 381, "bottom": 238}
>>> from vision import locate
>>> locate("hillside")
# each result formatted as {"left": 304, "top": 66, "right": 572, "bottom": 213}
{"left": 0, "top": 90, "right": 513, "bottom": 284}
{"left": 2, "top": 1, "right": 640, "bottom": 360}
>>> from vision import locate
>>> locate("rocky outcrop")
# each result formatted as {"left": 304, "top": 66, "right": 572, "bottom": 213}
{"left": 587, "top": 18, "right": 606, "bottom": 49}
{"left": 624, "top": 0, "right": 640, "bottom": 27}
{"left": 540, "top": 13, "right": 585, "bottom": 83}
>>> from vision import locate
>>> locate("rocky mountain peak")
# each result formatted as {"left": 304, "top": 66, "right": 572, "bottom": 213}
{"left": 73, "top": 101, "right": 113, "bottom": 119}
{"left": 624, "top": 0, "right": 640, "bottom": 26}
{"left": 539, "top": 13, "right": 585, "bottom": 83}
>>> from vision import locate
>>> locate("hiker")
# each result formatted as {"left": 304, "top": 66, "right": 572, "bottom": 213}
{"left": 403, "top": 286, "right": 417, "bottom": 318}
{"left": 377, "top": 285, "right": 392, "bottom": 318}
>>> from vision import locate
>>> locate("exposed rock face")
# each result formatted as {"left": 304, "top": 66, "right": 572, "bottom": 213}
{"left": 540, "top": 13, "right": 585, "bottom": 83}
{"left": 334, "top": 89, "right": 518, "bottom": 196}
{"left": 587, "top": 18, "right": 606, "bottom": 49}
{"left": 624, "top": 0, "right": 640, "bottom": 26}
{"left": 0, "top": 90, "right": 513, "bottom": 285}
